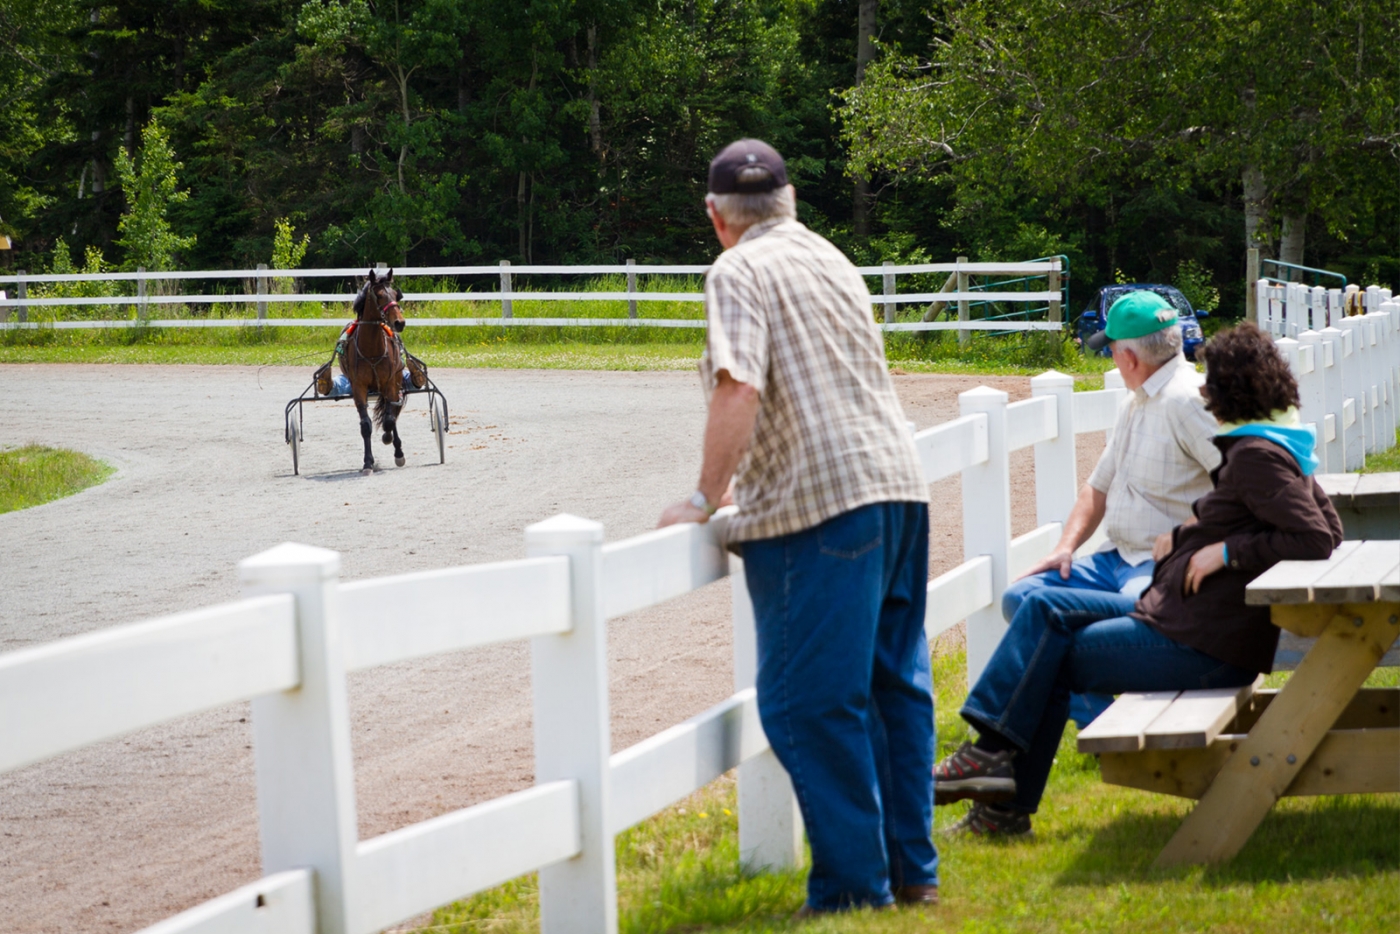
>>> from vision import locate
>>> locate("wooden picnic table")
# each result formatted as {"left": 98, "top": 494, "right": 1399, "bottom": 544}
{"left": 1079, "top": 539, "right": 1399, "bottom": 867}
{"left": 1315, "top": 472, "right": 1400, "bottom": 540}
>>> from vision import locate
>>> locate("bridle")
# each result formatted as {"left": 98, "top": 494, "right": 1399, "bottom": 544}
{"left": 353, "top": 283, "right": 400, "bottom": 368}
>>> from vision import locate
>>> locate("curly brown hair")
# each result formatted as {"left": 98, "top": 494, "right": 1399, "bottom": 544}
{"left": 1200, "top": 320, "right": 1300, "bottom": 424}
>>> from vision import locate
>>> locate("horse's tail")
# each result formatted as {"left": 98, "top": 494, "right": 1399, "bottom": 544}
{"left": 373, "top": 392, "right": 391, "bottom": 429}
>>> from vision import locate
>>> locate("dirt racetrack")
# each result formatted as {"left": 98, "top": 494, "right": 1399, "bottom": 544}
{"left": 0, "top": 364, "right": 1104, "bottom": 933}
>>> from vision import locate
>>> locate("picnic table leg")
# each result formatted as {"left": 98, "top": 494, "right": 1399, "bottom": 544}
{"left": 1153, "top": 602, "right": 1400, "bottom": 868}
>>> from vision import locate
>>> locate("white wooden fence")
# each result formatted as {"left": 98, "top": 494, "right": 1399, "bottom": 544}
{"left": 2, "top": 303, "right": 1396, "bottom": 934}
{"left": 1257, "top": 282, "right": 1400, "bottom": 469}
{"left": 0, "top": 261, "right": 1064, "bottom": 333}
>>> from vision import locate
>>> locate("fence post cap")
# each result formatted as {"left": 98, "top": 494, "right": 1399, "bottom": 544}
{"left": 239, "top": 542, "right": 341, "bottom": 585}
{"left": 1030, "top": 369, "right": 1074, "bottom": 389}
{"left": 526, "top": 513, "right": 605, "bottom": 548}
{"left": 958, "top": 385, "right": 1009, "bottom": 410}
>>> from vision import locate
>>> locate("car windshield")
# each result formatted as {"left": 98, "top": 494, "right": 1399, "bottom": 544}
{"left": 1101, "top": 285, "right": 1193, "bottom": 317}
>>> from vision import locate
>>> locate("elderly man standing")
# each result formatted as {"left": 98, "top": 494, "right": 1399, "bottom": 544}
{"left": 934, "top": 291, "right": 1222, "bottom": 831}
{"left": 657, "top": 139, "right": 938, "bottom": 914}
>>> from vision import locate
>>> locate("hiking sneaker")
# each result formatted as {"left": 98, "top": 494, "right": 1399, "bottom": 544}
{"left": 940, "top": 802, "right": 1033, "bottom": 838}
{"left": 933, "top": 741, "right": 1016, "bottom": 804}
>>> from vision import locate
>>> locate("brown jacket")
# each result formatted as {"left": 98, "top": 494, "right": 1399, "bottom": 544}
{"left": 1133, "top": 435, "right": 1343, "bottom": 673}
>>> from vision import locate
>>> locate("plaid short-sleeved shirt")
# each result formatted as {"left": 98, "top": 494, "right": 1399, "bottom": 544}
{"left": 1087, "top": 355, "right": 1223, "bottom": 564}
{"left": 699, "top": 218, "right": 927, "bottom": 544}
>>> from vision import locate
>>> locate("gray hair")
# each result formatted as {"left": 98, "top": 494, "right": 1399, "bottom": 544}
{"left": 706, "top": 184, "right": 796, "bottom": 229}
{"left": 1116, "top": 323, "right": 1183, "bottom": 365}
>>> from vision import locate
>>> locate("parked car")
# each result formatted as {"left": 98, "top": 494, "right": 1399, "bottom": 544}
{"left": 1076, "top": 284, "right": 1208, "bottom": 361}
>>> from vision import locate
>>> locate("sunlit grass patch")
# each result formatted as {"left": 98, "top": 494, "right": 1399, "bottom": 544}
{"left": 0, "top": 444, "right": 113, "bottom": 514}
{"left": 419, "top": 638, "right": 1399, "bottom": 933}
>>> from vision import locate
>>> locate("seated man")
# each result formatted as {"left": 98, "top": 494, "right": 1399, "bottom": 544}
{"left": 935, "top": 321, "right": 1342, "bottom": 837}
{"left": 1003, "top": 291, "right": 1222, "bottom": 725}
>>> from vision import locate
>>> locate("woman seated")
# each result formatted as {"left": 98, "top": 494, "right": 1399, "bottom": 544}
{"left": 933, "top": 321, "right": 1344, "bottom": 837}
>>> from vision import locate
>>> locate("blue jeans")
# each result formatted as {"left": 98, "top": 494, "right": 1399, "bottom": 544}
{"left": 1002, "top": 550, "right": 1156, "bottom": 727}
{"left": 742, "top": 502, "right": 938, "bottom": 911}
{"left": 962, "top": 588, "right": 1255, "bottom": 814}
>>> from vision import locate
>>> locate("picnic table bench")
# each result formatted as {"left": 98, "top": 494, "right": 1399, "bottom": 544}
{"left": 1315, "top": 473, "right": 1400, "bottom": 540}
{"left": 1077, "top": 539, "right": 1400, "bottom": 867}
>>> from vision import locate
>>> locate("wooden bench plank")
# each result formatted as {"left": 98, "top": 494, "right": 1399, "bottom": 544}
{"left": 1313, "top": 472, "right": 1360, "bottom": 505}
{"left": 1142, "top": 678, "right": 1262, "bottom": 750}
{"left": 1076, "top": 691, "right": 1179, "bottom": 753}
{"left": 1312, "top": 541, "right": 1400, "bottom": 604}
{"left": 1351, "top": 472, "right": 1400, "bottom": 509}
{"left": 1274, "top": 631, "right": 1400, "bottom": 670}
{"left": 1246, "top": 541, "right": 1362, "bottom": 606}
{"left": 1099, "top": 727, "right": 1400, "bottom": 800}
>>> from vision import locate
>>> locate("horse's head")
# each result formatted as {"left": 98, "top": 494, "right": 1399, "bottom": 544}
{"left": 360, "top": 268, "right": 406, "bottom": 332}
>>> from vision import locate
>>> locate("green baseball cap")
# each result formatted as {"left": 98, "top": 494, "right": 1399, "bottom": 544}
{"left": 1086, "top": 291, "right": 1179, "bottom": 350}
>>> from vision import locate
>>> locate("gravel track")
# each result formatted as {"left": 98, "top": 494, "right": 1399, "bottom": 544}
{"left": 0, "top": 363, "right": 1102, "bottom": 933}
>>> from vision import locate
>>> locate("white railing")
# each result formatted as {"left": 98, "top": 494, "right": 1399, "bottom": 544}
{"left": 1258, "top": 282, "right": 1399, "bottom": 470}
{"left": 3, "top": 320, "right": 1397, "bottom": 933}
{"left": 0, "top": 260, "right": 1064, "bottom": 333}
{"left": 0, "top": 366, "right": 1113, "bottom": 934}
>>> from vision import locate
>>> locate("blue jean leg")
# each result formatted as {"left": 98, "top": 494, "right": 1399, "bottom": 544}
{"left": 963, "top": 588, "right": 1255, "bottom": 813}
{"left": 742, "top": 502, "right": 938, "bottom": 911}
{"left": 1001, "top": 550, "right": 1155, "bottom": 727}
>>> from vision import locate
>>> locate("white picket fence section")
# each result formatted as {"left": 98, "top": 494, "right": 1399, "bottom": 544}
{"left": 2, "top": 304, "right": 1397, "bottom": 933}
{"left": 1257, "top": 282, "right": 1400, "bottom": 469}
{"left": 0, "top": 260, "right": 1063, "bottom": 333}
{"left": 1, "top": 365, "right": 1119, "bottom": 934}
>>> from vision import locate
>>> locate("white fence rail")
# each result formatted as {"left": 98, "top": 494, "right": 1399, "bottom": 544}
{"left": 0, "top": 261, "right": 1064, "bottom": 333}
{"left": 3, "top": 299, "right": 1397, "bottom": 933}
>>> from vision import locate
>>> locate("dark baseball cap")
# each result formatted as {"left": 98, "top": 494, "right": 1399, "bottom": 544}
{"left": 708, "top": 139, "right": 788, "bottom": 194}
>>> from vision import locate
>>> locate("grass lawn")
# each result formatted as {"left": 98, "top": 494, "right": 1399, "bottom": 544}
{"left": 0, "top": 444, "right": 113, "bottom": 514}
{"left": 1359, "top": 432, "right": 1400, "bottom": 473}
{"left": 0, "top": 323, "right": 1119, "bottom": 378}
{"left": 420, "top": 646, "right": 1399, "bottom": 934}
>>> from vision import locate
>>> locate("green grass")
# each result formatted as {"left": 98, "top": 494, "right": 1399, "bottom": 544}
{"left": 1359, "top": 431, "right": 1400, "bottom": 473}
{"left": 0, "top": 444, "right": 113, "bottom": 514}
{"left": 417, "top": 644, "right": 1399, "bottom": 934}
{"left": 0, "top": 313, "right": 1123, "bottom": 377}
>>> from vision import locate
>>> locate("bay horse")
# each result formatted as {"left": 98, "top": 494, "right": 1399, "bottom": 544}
{"left": 342, "top": 269, "right": 407, "bottom": 474}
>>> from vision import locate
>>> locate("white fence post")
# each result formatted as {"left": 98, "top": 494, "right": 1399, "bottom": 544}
{"left": 257, "top": 263, "right": 268, "bottom": 323}
{"left": 1309, "top": 286, "right": 1328, "bottom": 332}
{"left": 239, "top": 543, "right": 355, "bottom": 934}
{"left": 1377, "top": 305, "right": 1397, "bottom": 447}
{"left": 730, "top": 554, "right": 803, "bottom": 871}
{"left": 1318, "top": 327, "right": 1349, "bottom": 469}
{"left": 1030, "top": 370, "right": 1077, "bottom": 527}
{"left": 626, "top": 258, "right": 637, "bottom": 321}
{"left": 1255, "top": 279, "right": 1270, "bottom": 333}
{"left": 526, "top": 515, "right": 616, "bottom": 934}
{"left": 1297, "top": 330, "right": 1331, "bottom": 472}
{"left": 1337, "top": 318, "right": 1367, "bottom": 469}
{"left": 500, "top": 260, "right": 513, "bottom": 320}
{"left": 14, "top": 270, "right": 26, "bottom": 323}
{"left": 1276, "top": 337, "right": 1322, "bottom": 469}
{"left": 882, "top": 261, "right": 896, "bottom": 325}
{"left": 960, "top": 387, "right": 1011, "bottom": 684}
{"left": 136, "top": 267, "right": 147, "bottom": 321}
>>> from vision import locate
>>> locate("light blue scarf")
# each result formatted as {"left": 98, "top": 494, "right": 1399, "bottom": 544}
{"left": 1217, "top": 407, "right": 1319, "bottom": 476}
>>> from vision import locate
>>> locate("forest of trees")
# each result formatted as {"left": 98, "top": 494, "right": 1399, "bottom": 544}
{"left": 1, "top": 1, "right": 1396, "bottom": 312}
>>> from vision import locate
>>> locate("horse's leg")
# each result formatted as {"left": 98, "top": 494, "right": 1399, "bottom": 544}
{"left": 355, "top": 399, "right": 374, "bottom": 473}
{"left": 391, "top": 403, "right": 405, "bottom": 466}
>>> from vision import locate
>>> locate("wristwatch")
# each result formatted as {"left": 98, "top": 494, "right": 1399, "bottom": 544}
{"left": 688, "top": 490, "right": 717, "bottom": 516}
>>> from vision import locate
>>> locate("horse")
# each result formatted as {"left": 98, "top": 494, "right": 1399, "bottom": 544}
{"left": 341, "top": 268, "right": 407, "bottom": 474}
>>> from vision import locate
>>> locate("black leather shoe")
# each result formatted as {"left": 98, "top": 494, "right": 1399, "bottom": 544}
{"left": 894, "top": 883, "right": 939, "bottom": 905}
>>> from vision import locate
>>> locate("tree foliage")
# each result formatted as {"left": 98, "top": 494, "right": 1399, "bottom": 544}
{"left": 0, "top": 0, "right": 1395, "bottom": 306}
{"left": 113, "top": 120, "right": 196, "bottom": 270}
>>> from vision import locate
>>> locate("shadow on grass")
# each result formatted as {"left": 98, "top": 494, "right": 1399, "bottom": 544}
{"left": 1058, "top": 793, "right": 1400, "bottom": 887}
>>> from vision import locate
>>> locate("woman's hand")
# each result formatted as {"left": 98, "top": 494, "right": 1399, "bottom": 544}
{"left": 1183, "top": 542, "right": 1226, "bottom": 595}
{"left": 1152, "top": 530, "right": 1175, "bottom": 562}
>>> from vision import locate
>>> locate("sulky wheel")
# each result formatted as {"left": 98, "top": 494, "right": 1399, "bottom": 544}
{"left": 431, "top": 395, "right": 447, "bottom": 464}
{"left": 288, "top": 408, "right": 301, "bottom": 475}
